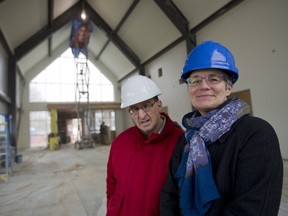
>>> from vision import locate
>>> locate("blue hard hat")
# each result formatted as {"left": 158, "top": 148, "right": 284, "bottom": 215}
{"left": 181, "top": 41, "right": 239, "bottom": 84}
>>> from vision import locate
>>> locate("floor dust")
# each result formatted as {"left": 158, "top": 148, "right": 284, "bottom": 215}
{"left": 0, "top": 143, "right": 109, "bottom": 216}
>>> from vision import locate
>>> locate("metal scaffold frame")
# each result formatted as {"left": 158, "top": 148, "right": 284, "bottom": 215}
{"left": 74, "top": 57, "right": 95, "bottom": 149}
{"left": 0, "top": 120, "right": 15, "bottom": 183}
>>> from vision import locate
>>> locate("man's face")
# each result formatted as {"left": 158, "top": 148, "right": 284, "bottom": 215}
{"left": 129, "top": 98, "right": 163, "bottom": 137}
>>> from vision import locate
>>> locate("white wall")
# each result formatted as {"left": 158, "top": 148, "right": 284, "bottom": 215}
{"left": 146, "top": 43, "right": 191, "bottom": 128}
{"left": 144, "top": 0, "right": 288, "bottom": 159}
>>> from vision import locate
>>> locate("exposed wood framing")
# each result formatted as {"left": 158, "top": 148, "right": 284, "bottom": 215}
{"left": 47, "top": 0, "right": 54, "bottom": 57}
{"left": 154, "top": 0, "right": 196, "bottom": 52}
{"left": 121, "top": 0, "right": 245, "bottom": 81}
{"left": 85, "top": 2, "right": 141, "bottom": 69}
{"left": 14, "top": 1, "right": 82, "bottom": 61}
{"left": 47, "top": 102, "right": 121, "bottom": 111}
{"left": 96, "top": 0, "right": 140, "bottom": 61}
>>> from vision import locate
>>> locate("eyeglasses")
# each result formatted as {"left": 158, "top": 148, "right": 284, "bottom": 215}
{"left": 186, "top": 74, "right": 227, "bottom": 87}
{"left": 128, "top": 100, "right": 157, "bottom": 115}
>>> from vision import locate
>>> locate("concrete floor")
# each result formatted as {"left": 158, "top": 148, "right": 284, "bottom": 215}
{"left": 0, "top": 143, "right": 287, "bottom": 216}
{"left": 0, "top": 143, "right": 109, "bottom": 216}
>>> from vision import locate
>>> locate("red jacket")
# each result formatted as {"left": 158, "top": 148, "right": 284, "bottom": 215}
{"left": 106, "top": 112, "right": 183, "bottom": 216}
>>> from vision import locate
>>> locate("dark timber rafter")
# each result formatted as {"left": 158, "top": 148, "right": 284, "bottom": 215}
{"left": 121, "top": 0, "right": 245, "bottom": 81}
{"left": 14, "top": 1, "right": 142, "bottom": 73}
{"left": 85, "top": 2, "right": 141, "bottom": 69}
{"left": 154, "top": 0, "right": 196, "bottom": 52}
{"left": 47, "top": 0, "right": 54, "bottom": 57}
{"left": 95, "top": 0, "right": 140, "bottom": 61}
{"left": 14, "top": 1, "right": 81, "bottom": 61}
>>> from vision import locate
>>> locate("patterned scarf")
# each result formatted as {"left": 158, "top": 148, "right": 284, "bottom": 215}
{"left": 175, "top": 97, "right": 250, "bottom": 215}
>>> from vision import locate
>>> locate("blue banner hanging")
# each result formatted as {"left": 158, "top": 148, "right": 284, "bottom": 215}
{"left": 69, "top": 17, "right": 93, "bottom": 58}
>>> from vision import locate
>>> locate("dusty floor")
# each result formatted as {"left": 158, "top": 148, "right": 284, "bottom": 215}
{"left": 0, "top": 143, "right": 287, "bottom": 216}
{"left": 0, "top": 143, "right": 109, "bottom": 216}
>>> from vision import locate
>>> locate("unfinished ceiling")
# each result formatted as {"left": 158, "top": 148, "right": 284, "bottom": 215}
{"left": 0, "top": 0, "right": 244, "bottom": 82}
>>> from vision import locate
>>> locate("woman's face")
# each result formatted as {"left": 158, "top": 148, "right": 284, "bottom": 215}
{"left": 187, "top": 69, "right": 233, "bottom": 115}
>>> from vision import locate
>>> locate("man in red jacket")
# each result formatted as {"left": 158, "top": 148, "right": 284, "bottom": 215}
{"left": 106, "top": 75, "right": 183, "bottom": 216}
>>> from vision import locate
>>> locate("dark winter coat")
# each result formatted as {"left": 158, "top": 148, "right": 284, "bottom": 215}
{"left": 106, "top": 112, "right": 183, "bottom": 216}
{"left": 160, "top": 115, "right": 283, "bottom": 216}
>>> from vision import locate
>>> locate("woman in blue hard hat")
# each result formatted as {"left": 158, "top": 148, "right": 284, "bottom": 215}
{"left": 160, "top": 41, "right": 283, "bottom": 216}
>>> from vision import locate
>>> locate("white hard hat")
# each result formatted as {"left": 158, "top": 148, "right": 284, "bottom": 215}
{"left": 121, "top": 75, "right": 161, "bottom": 108}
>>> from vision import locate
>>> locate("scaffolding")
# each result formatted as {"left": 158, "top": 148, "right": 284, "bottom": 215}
{"left": 0, "top": 121, "right": 15, "bottom": 182}
{"left": 70, "top": 13, "right": 94, "bottom": 149}
{"left": 74, "top": 57, "right": 94, "bottom": 149}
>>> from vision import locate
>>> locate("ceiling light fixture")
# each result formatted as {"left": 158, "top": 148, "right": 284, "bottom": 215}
{"left": 81, "top": 9, "right": 87, "bottom": 20}
{"left": 80, "top": 0, "right": 87, "bottom": 21}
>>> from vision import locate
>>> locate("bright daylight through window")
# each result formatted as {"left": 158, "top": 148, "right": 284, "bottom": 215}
{"left": 29, "top": 49, "right": 115, "bottom": 148}
{"left": 29, "top": 49, "right": 114, "bottom": 102}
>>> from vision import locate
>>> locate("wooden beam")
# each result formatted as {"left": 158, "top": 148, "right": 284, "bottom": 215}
{"left": 154, "top": 0, "right": 196, "bottom": 51}
{"left": 122, "top": 0, "right": 245, "bottom": 81}
{"left": 47, "top": 0, "right": 54, "bottom": 57}
{"left": 47, "top": 102, "right": 121, "bottom": 111}
{"left": 85, "top": 2, "right": 141, "bottom": 68}
{"left": 95, "top": 0, "right": 140, "bottom": 60}
{"left": 14, "top": 1, "right": 82, "bottom": 61}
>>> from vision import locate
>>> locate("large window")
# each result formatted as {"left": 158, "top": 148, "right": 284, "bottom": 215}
{"left": 29, "top": 49, "right": 114, "bottom": 102}
{"left": 30, "top": 111, "right": 50, "bottom": 147}
{"left": 29, "top": 49, "right": 116, "bottom": 147}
